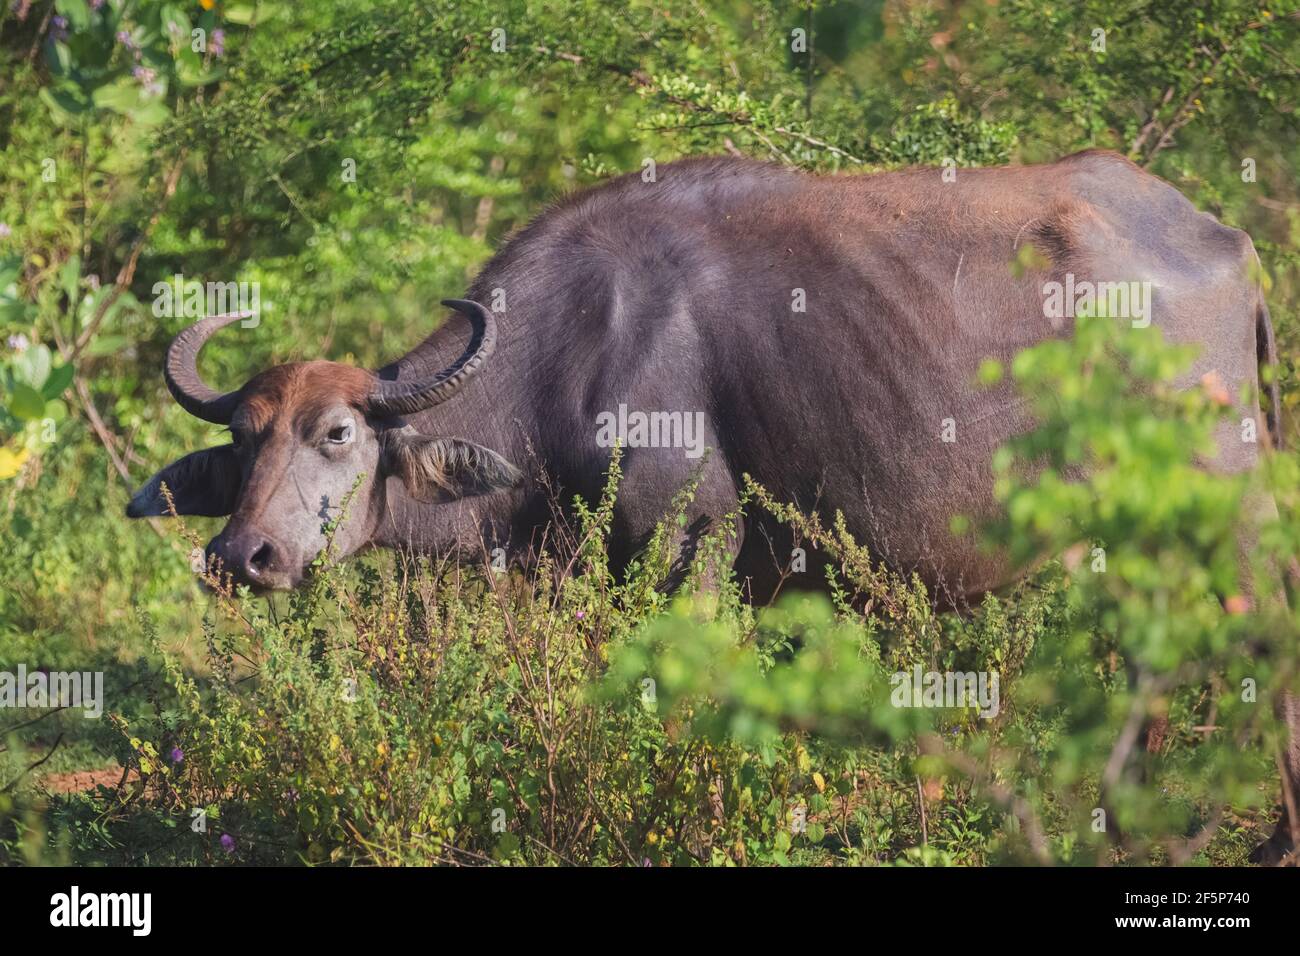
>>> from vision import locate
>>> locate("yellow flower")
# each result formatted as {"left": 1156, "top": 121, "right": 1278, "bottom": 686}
{"left": 0, "top": 446, "right": 29, "bottom": 480}
{"left": 200, "top": 0, "right": 215, "bottom": 8}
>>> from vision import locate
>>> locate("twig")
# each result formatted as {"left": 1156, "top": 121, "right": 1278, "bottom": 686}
{"left": 1129, "top": 87, "right": 1174, "bottom": 156}
{"left": 1141, "top": 47, "right": 1227, "bottom": 167}
{"left": 2, "top": 732, "right": 65, "bottom": 793}
{"left": 0, "top": 702, "right": 74, "bottom": 738}
{"left": 26, "top": 2, "right": 52, "bottom": 63}
{"left": 916, "top": 775, "right": 928, "bottom": 846}
{"left": 73, "top": 377, "right": 165, "bottom": 537}
{"left": 772, "top": 126, "right": 863, "bottom": 164}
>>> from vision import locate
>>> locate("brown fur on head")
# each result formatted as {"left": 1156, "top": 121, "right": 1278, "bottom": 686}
{"left": 234, "top": 361, "right": 375, "bottom": 435}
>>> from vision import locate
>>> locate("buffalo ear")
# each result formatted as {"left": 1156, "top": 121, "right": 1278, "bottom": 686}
{"left": 126, "top": 445, "right": 241, "bottom": 518}
{"left": 382, "top": 431, "right": 522, "bottom": 503}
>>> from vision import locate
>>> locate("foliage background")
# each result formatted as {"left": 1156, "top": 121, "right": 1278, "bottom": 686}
{"left": 0, "top": 0, "right": 1299, "bottom": 865}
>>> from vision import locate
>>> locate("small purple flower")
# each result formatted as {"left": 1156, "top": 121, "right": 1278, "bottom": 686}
{"left": 7, "top": 333, "right": 29, "bottom": 353}
{"left": 50, "top": 15, "right": 68, "bottom": 41}
{"left": 210, "top": 29, "right": 225, "bottom": 57}
{"left": 0, "top": 222, "right": 10, "bottom": 239}
{"left": 641, "top": 857, "right": 652, "bottom": 867}
{"left": 132, "top": 65, "right": 163, "bottom": 97}
{"left": 116, "top": 29, "right": 137, "bottom": 51}
{"left": 575, "top": 609, "right": 585, "bottom": 620}
{"left": 220, "top": 833, "right": 235, "bottom": 853}
{"left": 169, "top": 746, "right": 184, "bottom": 764}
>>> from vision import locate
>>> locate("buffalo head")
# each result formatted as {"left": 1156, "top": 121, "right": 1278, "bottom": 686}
{"left": 126, "top": 299, "right": 522, "bottom": 590}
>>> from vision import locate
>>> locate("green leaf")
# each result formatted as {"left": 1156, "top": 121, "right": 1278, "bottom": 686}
{"left": 42, "top": 363, "right": 75, "bottom": 400}
{"left": 59, "top": 255, "right": 82, "bottom": 300}
{"left": 494, "top": 832, "right": 520, "bottom": 857}
{"left": 0, "top": 256, "right": 21, "bottom": 288}
{"left": 39, "top": 85, "right": 92, "bottom": 120}
{"left": 13, "top": 344, "right": 52, "bottom": 390}
{"left": 85, "top": 334, "right": 129, "bottom": 357}
{"left": 178, "top": 62, "right": 222, "bottom": 87}
{"left": 977, "top": 358, "right": 1004, "bottom": 386}
{"left": 224, "top": 4, "right": 257, "bottom": 25}
{"left": 55, "top": 0, "right": 91, "bottom": 32}
{"left": 42, "top": 398, "right": 68, "bottom": 423}
{"left": 129, "top": 100, "right": 172, "bottom": 126}
{"left": 0, "top": 300, "right": 31, "bottom": 324}
{"left": 8, "top": 383, "right": 46, "bottom": 421}
{"left": 92, "top": 79, "right": 144, "bottom": 114}
{"left": 45, "top": 40, "right": 73, "bottom": 76}
{"left": 161, "top": 5, "right": 193, "bottom": 42}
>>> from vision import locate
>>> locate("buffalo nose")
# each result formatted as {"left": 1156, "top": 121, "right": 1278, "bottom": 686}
{"left": 207, "top": 532, "right": 284, "bottom": 586}
{"left": 246, "top": 541, "right": 275, "bottom": 579}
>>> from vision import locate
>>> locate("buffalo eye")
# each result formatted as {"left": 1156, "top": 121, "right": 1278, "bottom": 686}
{"left": 327, "top": 420, "right": 355, "bottom": 445}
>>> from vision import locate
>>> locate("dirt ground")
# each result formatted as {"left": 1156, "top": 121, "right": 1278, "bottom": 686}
{"left": 38, "top": 766, "right": 137, "bottom": 793}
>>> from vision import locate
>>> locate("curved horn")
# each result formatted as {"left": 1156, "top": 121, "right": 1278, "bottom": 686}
{"left": 368, "top": 298, "right": 497, "bottom": 416}
{"left": 163, "top": 312, "right": 248, "bottom": 424}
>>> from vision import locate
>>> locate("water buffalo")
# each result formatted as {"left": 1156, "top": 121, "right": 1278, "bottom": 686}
{"left": 127, "top": 149, "right": 1291, "bottom": 857}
